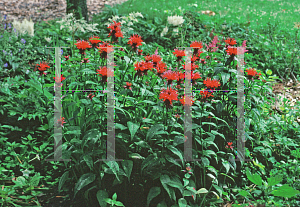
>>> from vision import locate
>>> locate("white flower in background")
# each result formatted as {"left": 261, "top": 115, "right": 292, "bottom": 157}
{"left": 161, "top": 26, "right": 168, "bottom": 37}
{"left": 45, "top": 37, "right": 52, "bottom": 42}
{"left": 173, "top": 28, "right": 179, "bottom": 35}
{"left": 188, "top": 3, "right": 198, "bottom": 7}
{"left": 12, "top": 18, "right": 35, "bottom": 37}
{"left": 56, "top": 13, "right": 99, "bottom": 35}
{"left": 167, "top": 15, "right": 185, "bottom": 26}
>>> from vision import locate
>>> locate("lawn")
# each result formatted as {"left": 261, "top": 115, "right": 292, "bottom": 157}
{"left": 0, "top": 0, "right": 300, "bottom": 206}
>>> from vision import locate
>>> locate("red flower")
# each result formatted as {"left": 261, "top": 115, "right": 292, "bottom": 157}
{"left": 81, "top": 58, "right": 90, "bottom": 64}
{"left": 96, "top": 66, "right": 114, "bottom": 83}
{"left": 53, "top": 74, "right": 66, "bottom": 86}
{"left": 173, "top": 49, "right": 185, "bottom": 62}
{"left": 179, "top": 95, "right": 195, "bottom": 106}
{"left": 208, "top": 116, "right": 212, "bottom": 119}
{"left": 87, "top": 93, "right": 95, "bottom": 101}
{"left": 150, "top": 54, "right": 162, "bottom": 67}
{"left": 155, "top": 61, "right": 167, "bottom": 77}
{"left": 123, "top": 82, "right": 132, "bottom": 90}
{"left": 138, "top": 49, "right": 143, "bottom": 55}
{"left": 203, "top": 78, "right": 221, "bottom": 89}
{"left": 199, "top": 90, "right": 214, "bottom": 101}
{"left": 176, "top": 71, "right": 185, "bottom": 86}
{"left": 245, "top": 68, "right": 258, "bottom": 79}
{"left": 226, "top": 46, "right": 237, "bottom": 56}
{"left": 134, "top": 61, "right": 154, "bottom": 78}
{"left": 190, "top": 41, "right": 203, "bottom": 55}
{"left": 162, "top": 70, "right": 178, "bottom": 85}
{"left": 191, "top": 72, "right": 201, "bottom": 85}
{"left": 97, "top": 41, "right": 114, "bottom": 59}
{"left": 173, "top": 114, "right": 181, "bottom": 118}
{"left": 159, "top": 87, "right": 178, "bottom": 109}
{"left": 144, "top": 54, "right": 152, "bottom": 62}
{"left": 224, "top": 38, "right": 237, "bottom": 46}
{"left": 64, "top": 55, "right": 70, "bottom": 61}
{"left": 36, "top": 61, "right": 50, "bottom": 76}
{"left": 225, "top": 142, "right": 234, "bottom": 150}
{"left": 128, "top": 34, "right": 143, "bottom": 51}
{"left": 75, "top": 40, "right": 92, "bottom": 55}
{"left": 88, "top": 35, "right": 102, "bottom": 47}
{"left": 56, "top": 116, "right": 66, "bottom": 128}
{"left": 107, "top": 21, "right": 124, "bottom": 43}
{"left": 182, "top": 62, "right": 199, "bottom": 71}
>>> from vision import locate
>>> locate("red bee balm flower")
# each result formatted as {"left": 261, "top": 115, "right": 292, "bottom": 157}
{"left": 97, "top": 41, "right": 114, "bottom": 59}
{"left": 36, "top": 62, "right": 50, "bottom": 76}
{"left": 96, "top": 66, "right": 114, "bottom": 83}
{"left": 190, "top": 41, "right": 203, "bottom": 55}
{"left": 200, "top": 90, "right": 214, "bottom": 101}
{"left": 162, "top": 70, "right": 178, "bottom": 85}
{"left": 159, "top": 87, "right": 178, "bottom": 109}
{"left": 53, "top": 74, "right": 66, "bottom": 86}
{"left": 128, "top": 34, "right": 143, "bottom": 51}
{"left": 245, "top": 68, "right": 261, "bottom": 80}
{"left": 224, "top": 38, "right": 237, "bottom": 46}
{"left": 203, "top": 78, "right": 221, "bottom": 89}
{"left": 75, "top": 40, "right": 92, "bottom": 55}
{"left": 173, "top": 49, "right": 185, "bottom": 62}
{"left": 89, "top": 35, "right": 102, "bottom": 47}
{"left": 226, "top": 46, "right": 237, "bottom": 56}
{"left": 107, "top": 21, "right": 124, "bottom": 43}
{"left": 179, "top": 96, "right": 195, "bottom": 106}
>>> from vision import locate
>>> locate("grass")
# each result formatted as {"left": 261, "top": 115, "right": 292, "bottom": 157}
{"left": 109, "top": 0, "right": 300, "bottom": 34}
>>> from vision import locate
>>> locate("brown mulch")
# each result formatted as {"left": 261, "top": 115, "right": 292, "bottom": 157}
{"left": 0, "top": 0, "right": 129, "bottom": 25}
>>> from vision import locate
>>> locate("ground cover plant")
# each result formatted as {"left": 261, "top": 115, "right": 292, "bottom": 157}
{"left": 0, "top": 0, "right": 300, "bottom": 206}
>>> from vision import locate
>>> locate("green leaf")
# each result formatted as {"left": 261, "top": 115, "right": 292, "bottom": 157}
{"left": 222, "top": 161, "right": 230, "bottom": 174}
{"left": 85, "top": 80, "right": 98, "bottom": 85}
{"left": 238, "top": 190, "right": 253, "bottom": 198}
{"left": 121, "top": 160, "right": 133, "bottom": 182}
{"left": 147, "top": 187, "right": 161, "bottom": 207}
{"left": 246, "top": 168, "right": 262, "bottom": 186}
{"left": 160, "top": 174, "right": 176, "bottom": 201}
{"left": 127, "top": 121, "right": 140, "bottom": 141}
{"left": 267, "top": 175, "right": 283, "bottom": 187}
{"left": 220, "top": 72, "right": 230, "bottom": 85}
{"left": 74, "top": 173, "right": 96, "bottom": 199}
{"left": 271, "top": 184, "right": 300, "bottom": 198}
{"left": 196, "top": 188, "right": 209, "bottom": 194}
{"left": 58, "top": 171, "right": 69, "bottom": 191}
{"left": 129, "top": 153, "right": 145, "bottom": 160}
{"left": 83, "top": 155, "right": 93, "bottom": 170}
{"left": 178, "top": 198, "right": 187, "bottom": 207}
{"left": 146, "top": 124, "right": 164, "bottom": 141}
{"left": 112, "top": 193, "right": 117, "bottom": 201}
{"left": 201, "top": 157, "right": 210, "bottom": 167}
{"left": 114, "top": 201, "right": 125, "bottom": 206}
{"left": 104, "top": 161, "right": 120, "bottom": 181}
{"left": 165, "top": 154, "right": 181, "bottom": 168}
{"left": 97, "top": 190, "right": 108, "bottom": 207}
{"left": 25, "top": 79, "right": 43, "bottom": 93}
{"left": 115, "top": 123, "right": 127, "bottom": 130}
{"left": 166, "top": 145, "right": 184, "bottom": 166}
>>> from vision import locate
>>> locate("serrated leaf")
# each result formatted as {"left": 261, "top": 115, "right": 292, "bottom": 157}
{"left": 271, "top": 184, "right": 300, "bottom": 198}
{"left": 147, "top": 187, "right": 161, "bottom": 207}
{"left": 246, "top": 168, "right": 262, "bottom": 186}
{"left": 74, "top": 173, "right": 96, "bottom": 199}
